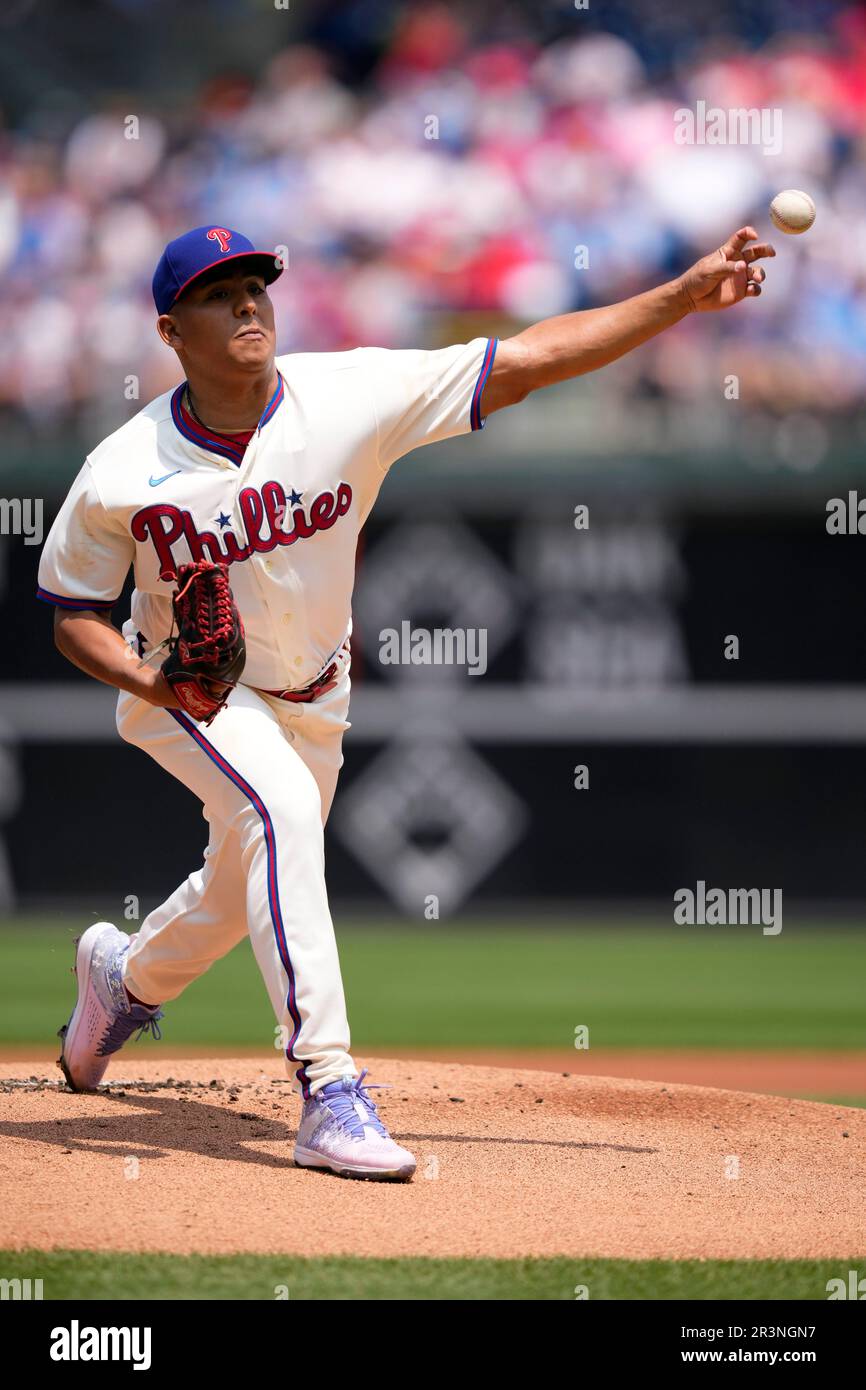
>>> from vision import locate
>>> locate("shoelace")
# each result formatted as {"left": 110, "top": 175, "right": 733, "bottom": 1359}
{"left": 98, "top": 1005, "right": 164, "bottom": 1058}
{"left": 319, "top": 1068, "right": 391, "bottom": 1139}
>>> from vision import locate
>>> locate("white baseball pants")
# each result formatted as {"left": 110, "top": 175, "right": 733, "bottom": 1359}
{"left": 115, "top": 647, "right": 355, "bottom": 1098}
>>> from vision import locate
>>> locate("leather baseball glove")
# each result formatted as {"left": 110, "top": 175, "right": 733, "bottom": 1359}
{"left": 161, "top": 561, "right": 246, "bottom": 724}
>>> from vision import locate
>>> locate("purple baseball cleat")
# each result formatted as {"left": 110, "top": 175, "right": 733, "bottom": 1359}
{"left": 57, "top": 922, "right": 164, "bottom": 1092}
{"left": 294, "top": 1069, "right": 416, "bottom": 1181}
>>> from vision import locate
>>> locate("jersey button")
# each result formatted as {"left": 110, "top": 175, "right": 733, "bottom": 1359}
{"left": 294, "top": 656, "right": 303, "bottom": 666}
{"left": 282, "top": 613, "right": 292, "bottom": 625}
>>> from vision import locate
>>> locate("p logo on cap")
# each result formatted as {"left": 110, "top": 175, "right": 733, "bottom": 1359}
{"left": 207, "top": 228, "right": 232, "bottom": 254}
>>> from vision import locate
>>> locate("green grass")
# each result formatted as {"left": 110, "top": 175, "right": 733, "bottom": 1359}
{"left": 1, "top": 1250, "right": 862, "bottom": 1300}
{"left": 2, "top": 915, "right": 864, "bottom": 1051}
{"left": 801, "top": 1095, "right": 866, "bottom": 1109}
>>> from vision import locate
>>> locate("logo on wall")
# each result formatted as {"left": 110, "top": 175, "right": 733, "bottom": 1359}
{"left": 334, "top": 736, "right": 527, "bottom": 915}
{"left": 354, "top": 521, "right": 518, "bottom": 681}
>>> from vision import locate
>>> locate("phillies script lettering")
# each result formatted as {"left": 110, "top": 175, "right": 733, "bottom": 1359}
{"left": 131, "top": 480, "right": 353, "bottom": 578}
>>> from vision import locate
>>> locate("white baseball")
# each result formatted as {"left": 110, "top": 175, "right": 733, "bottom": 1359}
{"left": 769, "top": 189, "right": 816, "bottom": 235}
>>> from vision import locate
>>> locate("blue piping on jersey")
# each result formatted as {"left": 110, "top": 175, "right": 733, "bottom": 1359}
{"left": 470, "top": 337, "right": 498, "bottom": 431}
{"left": 36, "top": 586, "right": 118, "bottom": 611}
{"left": 170, "top": 372, "right": 285, "bottom": 465}
{"left": 168, "top": 707, "right": 312, "bottom": 1097}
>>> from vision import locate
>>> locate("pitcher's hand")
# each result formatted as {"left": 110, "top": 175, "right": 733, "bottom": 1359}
{"left": 678, "top": 226, "right": 776, "bottom": 313}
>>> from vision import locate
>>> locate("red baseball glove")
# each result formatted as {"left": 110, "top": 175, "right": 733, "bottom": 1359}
{"left": 161, "top": 561, "right": 246, "bottom": 724}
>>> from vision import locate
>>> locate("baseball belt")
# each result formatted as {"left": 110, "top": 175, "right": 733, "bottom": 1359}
{"left": 135, "top": 632, "right": 350, "bottom": 705}
{"left": 261, "top": 638, "right": 351, "bottom": 703}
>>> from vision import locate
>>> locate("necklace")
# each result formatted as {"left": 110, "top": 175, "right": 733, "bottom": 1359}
{"left": 183, "top": 386, "right": 199, "bottom": 422}
{"left": 184, "top": 386, "right": 256, "bottom": 435}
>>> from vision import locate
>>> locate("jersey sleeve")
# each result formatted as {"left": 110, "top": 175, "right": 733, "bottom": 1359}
{"left": 368, "top": 336, "right": 498, "bottom": 472}
{"left": 37, "top": 459, "right": 134, "bottom": 611}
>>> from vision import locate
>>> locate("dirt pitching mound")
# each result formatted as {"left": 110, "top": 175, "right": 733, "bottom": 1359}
{"left": 1, "top": 1057, "right": 863, "bottom": 1260}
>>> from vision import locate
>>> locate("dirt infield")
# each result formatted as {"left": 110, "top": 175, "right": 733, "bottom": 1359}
{"left": 1, "top": 1057, "right": 863, "bottom": 1260}
{"left": 2, "top": 1047, "right": 863, "bottom": 1098}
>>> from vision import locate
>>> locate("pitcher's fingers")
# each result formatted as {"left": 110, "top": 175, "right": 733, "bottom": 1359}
{"left": 720, "top": 226, "right": 758, "bottom": 258}
{"left": 743, "top": 242, "right": 776, "bottom": 263}
{"left": 748, "top": 266, "right": 767, "bottom": 284}
{"left": 707, "top": 257, "right": 747, "bottom": 280}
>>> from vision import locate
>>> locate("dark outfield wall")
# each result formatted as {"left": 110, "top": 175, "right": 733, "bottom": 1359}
{"left": 4, "top": 506, "right": 865, "bottom": 909}
{"left": 6, "top": 740, "right": 866, "bottom": 913}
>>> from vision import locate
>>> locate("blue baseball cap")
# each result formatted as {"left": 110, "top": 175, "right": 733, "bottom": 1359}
{"left": 152, "top": 225, "right": 283, "bottom": 315}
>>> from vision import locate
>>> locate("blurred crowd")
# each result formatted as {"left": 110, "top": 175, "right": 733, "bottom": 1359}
{"left": 2, "top": 0, "right": 866, "bottom": 438}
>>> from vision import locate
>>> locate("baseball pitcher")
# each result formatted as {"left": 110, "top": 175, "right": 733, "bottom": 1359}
{"left": 39, "top": 223, "right": 773, "bottom": 1180}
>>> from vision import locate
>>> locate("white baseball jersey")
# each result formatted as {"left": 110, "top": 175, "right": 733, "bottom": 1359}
{"left": 38, "top": 336, "right": 498, "bottom": 691}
